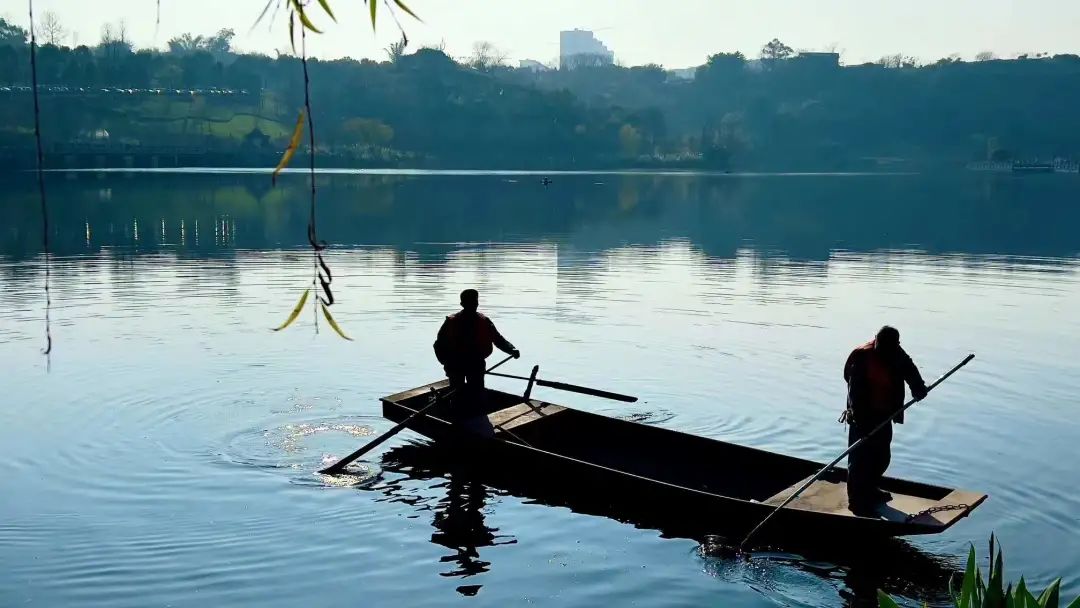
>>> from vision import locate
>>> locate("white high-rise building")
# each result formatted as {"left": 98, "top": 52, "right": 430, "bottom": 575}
{"left": 559, "top": 29, "right": 614, "bottom": 69}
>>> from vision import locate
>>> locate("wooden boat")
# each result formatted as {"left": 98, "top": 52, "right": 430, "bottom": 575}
{"left": 382, "top": 381, "right": 987, "bottom": 541}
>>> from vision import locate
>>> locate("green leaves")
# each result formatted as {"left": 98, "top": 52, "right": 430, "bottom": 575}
{"left": 368, "top": 0, "right": 378, "bottom": 29}
{"left": 1015, "top": 579, "right": 1041, "bottom": 608}
{"left": 273, "top": 288, "right": 309, "bottom": 331}
{"left": 880, "top": 535, "right": 1077, "bottom": 608}
{"left": 272, "top": 111, "right": 304, "bottom": 185}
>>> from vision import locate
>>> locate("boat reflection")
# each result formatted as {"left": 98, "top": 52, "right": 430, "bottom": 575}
{"left": 373, "top": 440, "right": 959, "bottom": 607}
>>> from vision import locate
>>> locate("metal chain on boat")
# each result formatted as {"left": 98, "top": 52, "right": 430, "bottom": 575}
{"left": 905, "top": 503, "right": 970, "bottom": 522}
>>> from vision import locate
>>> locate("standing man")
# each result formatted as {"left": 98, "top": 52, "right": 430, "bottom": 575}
{"left": 434, "top": 289, "right": 520, "bottom": 414}
{"left": 842, "top": 326, "right": 928, "bottom": 512}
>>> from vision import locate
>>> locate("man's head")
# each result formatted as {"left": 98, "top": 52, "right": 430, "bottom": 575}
{"left": 874, "top": 325, "right": 901, "bottom": 353}
{"left": 460, "top": 289, "right": 479, "bottom": 312}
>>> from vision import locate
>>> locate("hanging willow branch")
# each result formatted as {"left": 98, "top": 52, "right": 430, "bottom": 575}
{"left": 28, "top": 0, "right": 53, "bottom": 364}
{"left": 272, "top": 0, "right": 416, "bottom": 339}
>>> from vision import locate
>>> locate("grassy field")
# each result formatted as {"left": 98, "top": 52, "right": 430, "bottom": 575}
{"left": 128, "top": 96, "right": 292, "bottom": 141}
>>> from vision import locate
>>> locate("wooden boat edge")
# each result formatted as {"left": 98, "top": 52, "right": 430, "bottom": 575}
{"left": 380, "top": 382, "right": 987, "bottom": 535}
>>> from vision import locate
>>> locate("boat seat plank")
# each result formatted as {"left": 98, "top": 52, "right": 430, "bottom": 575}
{"left": 489, "top": 401, "right": 566, "bottom": 434}
{"left": 384, "top": 381, "right": 449, "bottom": 404}
{"left": 764, "top": 477, "right": 984, "bottom": 525}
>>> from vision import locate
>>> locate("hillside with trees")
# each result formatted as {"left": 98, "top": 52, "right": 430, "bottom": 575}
{"left": 2, "top": 16, "right": 1079, "bottom": 170}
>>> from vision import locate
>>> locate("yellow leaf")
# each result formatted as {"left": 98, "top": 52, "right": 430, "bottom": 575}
{"left": 290, "top": 0, "right": 323, "bottom": 33}
{"left": 317, "top": 0, "right": 337, "bottom": 21}
{"left": 392, "top": 0, "right": 421, "bottom": 21}
{"left": 368, "top": 0, "right": 377, "bottom": 29}
{"left": 272, "top": 111, "right": 304, "bottom": 185}
{"left": 321, "top": 302, "right": 354, "bottom": 341}
{"left": 288, "top": 11, "right": 297, "bottom": 54}
{"left": 297, "top": 8, "right": 323, "bottom": 33}
{"left": 273, "top": 288, "right": 310, "bottom": 332}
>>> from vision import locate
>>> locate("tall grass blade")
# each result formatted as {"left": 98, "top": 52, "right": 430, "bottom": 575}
{"left": 1037, "top": 580, "right": 1061, "bottom": 608}
{"left": 959, "top": 545, "right": 977, "bottom": 608}
{"left": 987, "top": 544, "right": 1006, "bottom": 608}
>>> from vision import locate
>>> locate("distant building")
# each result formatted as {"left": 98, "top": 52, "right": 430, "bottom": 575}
{"left": 745, "top": 59, "right": 766, "bottom": 73}
{"left": 519, "top": 59, "right": 552, "bottom": 72}
{"left": 559, "top": 29, "right": 614, "bottom": 69}
{"left": 792, "top": 52, "right": 841, "bottom": 69}
{"left": 667, "top": 67, "right": 697, "bottom": 81}
{"left": 76, "top": 128, "right": 110, "bottom": 142}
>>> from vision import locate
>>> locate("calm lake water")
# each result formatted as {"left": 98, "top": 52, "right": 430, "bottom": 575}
{"left": 2, "top": 170, "right": 1078, "bottom": 607}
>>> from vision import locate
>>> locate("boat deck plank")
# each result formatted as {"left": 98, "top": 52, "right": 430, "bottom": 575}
{"left": 765, "top": 476, "right": 985, "bottom": 525}
{"left": 489, "top": 401, "right": 566, "bottom": 434}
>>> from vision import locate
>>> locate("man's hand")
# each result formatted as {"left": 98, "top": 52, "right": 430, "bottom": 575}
{"left": 912, "top": 385, "right": 929, "bottom": 401}
{"left": 511, "top": 348, "right": 521, "bottom": 359}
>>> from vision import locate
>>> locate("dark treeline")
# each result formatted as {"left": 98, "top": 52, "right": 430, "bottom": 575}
{"left": 2, "top": 17, "right": 1080, "bottom": 169}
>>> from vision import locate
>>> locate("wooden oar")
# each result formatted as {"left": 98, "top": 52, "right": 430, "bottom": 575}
{"left": 319, "top": 354, "right": 515, "bottom": 475}
{"left": 738, "top": 353, "right": 975, "bottom": 551}
{"left": 487, "top": 371, "right": 638, "bottom": 403}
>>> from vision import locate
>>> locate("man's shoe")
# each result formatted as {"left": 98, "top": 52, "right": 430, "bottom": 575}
{"left": 869, "top": 488, "right": 893, "bottom": 503}
{"left": 848, "top": 488, "right": 891, "bottom": 515}
{"left": 848, "top": 498, "right": 879, "bottom": 516}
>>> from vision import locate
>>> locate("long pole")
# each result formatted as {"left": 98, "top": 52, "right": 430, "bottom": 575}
{"left": 487, "top": 371, "right": 638, "bottom": 402}
{"left": 738, "top": 353, "right": 975, "bottom": 550}
{"left": 319, "top": 355, "right": 515, "bottom": 474}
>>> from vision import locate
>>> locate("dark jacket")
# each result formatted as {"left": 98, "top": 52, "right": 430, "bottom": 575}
{"left": 843, "top": 341, "right": 927, "bottom": 425}
{"left": 434, "top": 311, "right": 515, "bottom": 369}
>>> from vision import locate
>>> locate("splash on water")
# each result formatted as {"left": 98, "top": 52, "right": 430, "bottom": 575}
{"left": 614, "top": 409, "right": 677, "bottom": 425}
{"left": 281, "top": 422, "right": 372, "bottom": 453}
{"left": 316, "top": 458, "right": 382, "bottom": 488}
{"left": 221, "top": 416, "right": 382, "bottom": 485}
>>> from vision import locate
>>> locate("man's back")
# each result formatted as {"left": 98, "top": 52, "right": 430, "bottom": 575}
{"left": 844, "top": 339, "right": 925, "bottom": 424}
{"left": 433, "top": 289, "right": 518, "bottom": 371}
{"left": 435, "top": 311, "right": 498, "bottom": 365}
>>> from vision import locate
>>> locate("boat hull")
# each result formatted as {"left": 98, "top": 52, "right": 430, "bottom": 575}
{"left": 380, "top": 382, "right": 985, "bottom": 543}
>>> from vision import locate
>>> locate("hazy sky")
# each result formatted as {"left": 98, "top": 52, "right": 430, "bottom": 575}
{"left": 3, "top": 0, "right": 1079, "bottom": 67}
